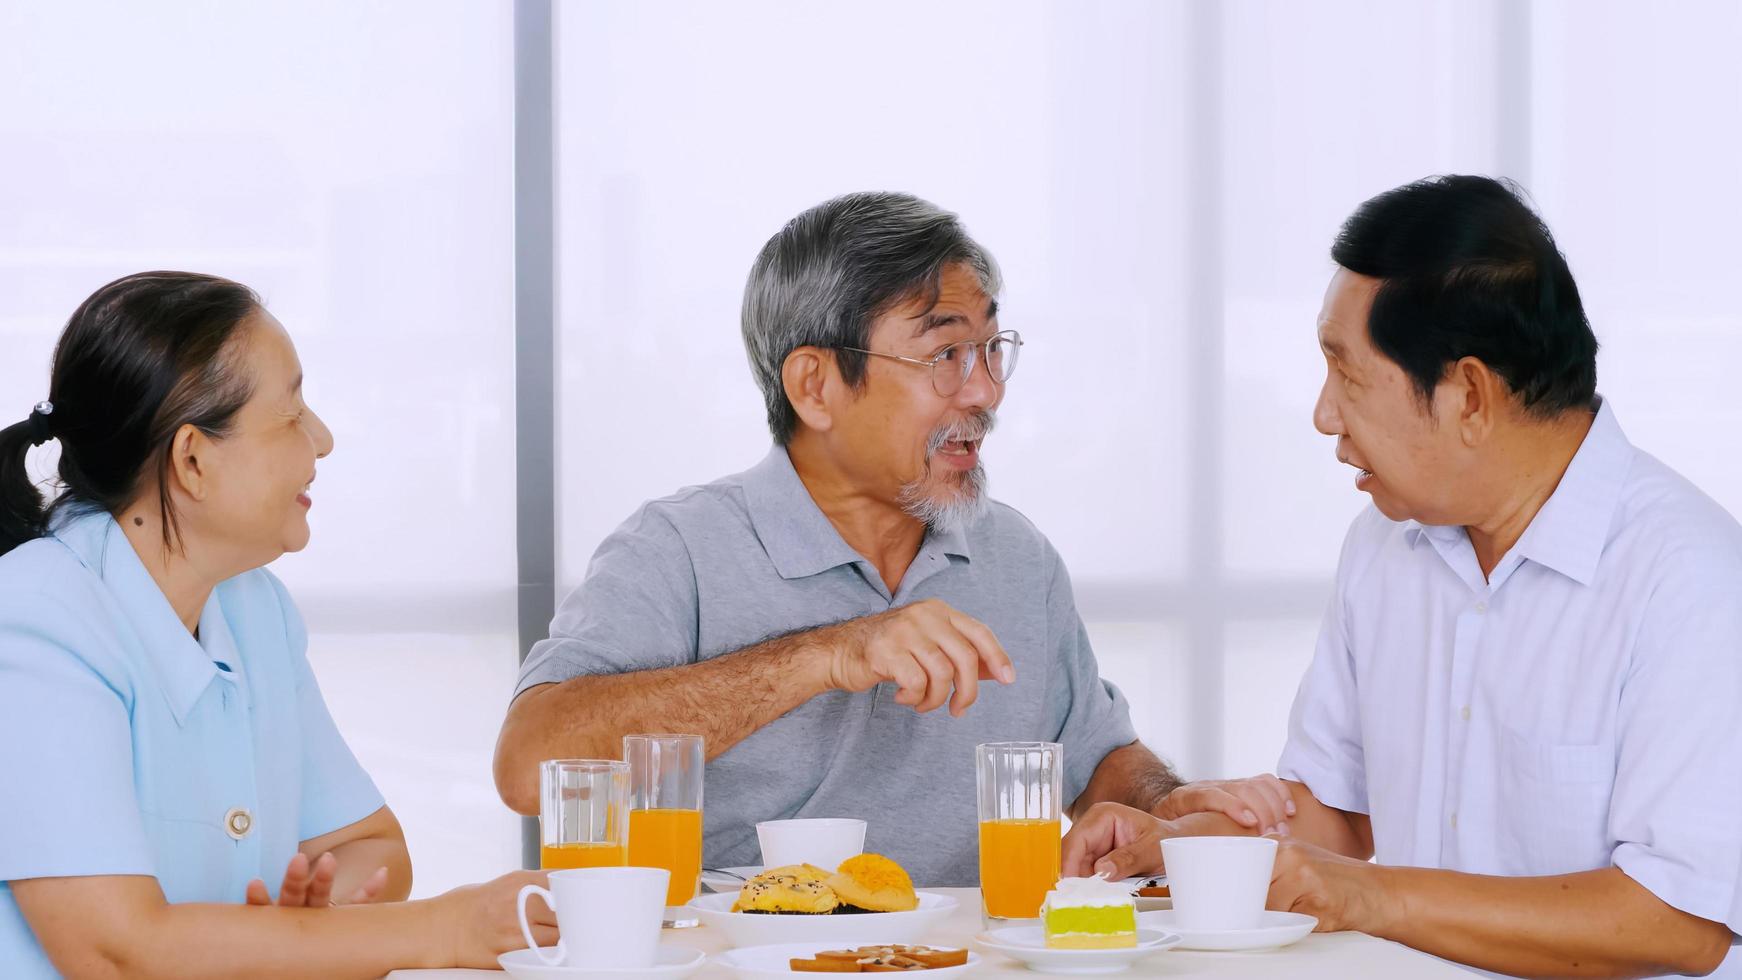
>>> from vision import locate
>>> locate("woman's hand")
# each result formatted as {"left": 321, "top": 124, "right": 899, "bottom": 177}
{"left": 244, "top": 851, "right": 391, "bottom": 908}
{"left": 433, "top": 869, "right": 557, "bottom": 969}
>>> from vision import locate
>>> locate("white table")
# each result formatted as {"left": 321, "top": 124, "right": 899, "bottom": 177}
{"left": 388, "top": 887, "right": 1471, "bottom": 978}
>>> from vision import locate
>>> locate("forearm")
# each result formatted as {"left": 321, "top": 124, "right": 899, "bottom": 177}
{"left": 300, "top": 806, "right": 414, "bottom": 903}
{"left": 325, "top": 836, "right": 412, "bottom": 902}
{"left": 21, "top": 878, "right": 449, "bottom": 980}
{"left": 136, "top": 902, "right": 448, "bottom": 980}
{"left": 495, "top": 628, "right": 834, "bottom": 813}
{"left": 146, "top": 902, "right": 454, "bottom": 980}
{"left": 1373, "top": 866, "right": 1730, "bottom": 978}
{"left": 1069, "top": 742, "right": 1182, "bottom": 819}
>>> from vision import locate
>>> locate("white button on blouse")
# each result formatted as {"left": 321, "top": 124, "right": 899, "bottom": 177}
{"left": 224, "top": 807, "right": 253, "bottom": 841}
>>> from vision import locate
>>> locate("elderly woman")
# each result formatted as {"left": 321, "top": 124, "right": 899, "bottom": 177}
{"left": 0, "top": 272, "right": 553, "bottom": 977}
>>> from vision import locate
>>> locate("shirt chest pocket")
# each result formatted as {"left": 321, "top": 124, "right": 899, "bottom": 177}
{"left": 137, "top": 808, "right": 236, "bottom": 903}
{"left": 1495, "top": 727, "right": 1616, "bottom": 875}
{"left": 133, "top": 709, "right": 259, "bottom": 903}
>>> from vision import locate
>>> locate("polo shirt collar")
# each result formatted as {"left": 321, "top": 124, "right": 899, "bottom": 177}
{"left": 741, "top": 445, "right": 973, "bottom": 581}
{"left": 924, "top": 515, "right": 973, "bottom": 563}
{"left": 1405, "top": 396, "right": 1631, "bottom": 587}
{"left": 52, "top": 509, "right": 222, "bottom": 724}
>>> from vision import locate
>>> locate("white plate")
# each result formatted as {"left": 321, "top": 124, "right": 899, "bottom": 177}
{"left": 716, "top": 942, "right": 979, "bottom": 979}
{"left": 974, "top": 926, "right": 1180, "bottom": 975}
{"left": 1121, "top": 876, "right": 1171, "bottom": 913}
{"left": 701, "top": 866, "right": 763, "bottom": 893}
{"left": 686, "top": 890, "right": 957, "bottom": 947}
{"left": 1133, "top": 895, "right": 1172, "bottom": 912}
{"left": 498, "top": 944, "right": 706, "bottom": 979}
{"left": 1136, "top": 910, "right": 1317, "bottom": 951}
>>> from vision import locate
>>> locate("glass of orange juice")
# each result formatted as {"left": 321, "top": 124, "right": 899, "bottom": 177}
{"left": 539, "top": 759, "right": 630, "bottom": 871}
{"left": 976, "top": 741, "right": 1063, "bottom": 923}
{"left": 623, "top": 733, "right": 705, "bottom": 928}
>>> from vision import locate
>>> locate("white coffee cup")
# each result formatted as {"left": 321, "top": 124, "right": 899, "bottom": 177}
{"left": 755, "top": 818, "right": 867, "bottom": 870}
{"left": 517, "top": 866, "right": 669, "bottom": 968}
{"left": 1160, "top": 836, "right": 1278, "bottom": 931}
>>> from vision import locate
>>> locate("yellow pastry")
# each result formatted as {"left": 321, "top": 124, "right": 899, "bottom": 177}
{"left": 827, "top": 853, "right": 919, "bottom": 913}
{"left": 733, "top": 864, "right": 839, "bottom": 914}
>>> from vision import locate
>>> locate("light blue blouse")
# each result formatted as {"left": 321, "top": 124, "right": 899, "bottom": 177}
{"left": 0, "top": 510, "right": 383, "bottom": 978}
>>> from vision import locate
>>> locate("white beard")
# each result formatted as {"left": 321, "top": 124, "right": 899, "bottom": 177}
{"left": 898, "top": 462, "right": 989, "bottom": 534}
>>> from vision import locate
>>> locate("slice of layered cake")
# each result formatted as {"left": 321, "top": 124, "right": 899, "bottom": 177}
{"left": 1042, "top": 876, "right": 1138, "bottom": 949}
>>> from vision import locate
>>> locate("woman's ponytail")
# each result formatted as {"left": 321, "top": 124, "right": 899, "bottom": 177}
{"left": 0, "top": 404, "right": 54, "bottom": 557}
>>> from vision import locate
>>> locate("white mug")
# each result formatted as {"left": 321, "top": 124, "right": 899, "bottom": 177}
{"left": 755, "top": 818, "right": 867, "bottom": 870}
{"left": 517, "top": 866, "right": 669, "bottom": 968}
{"left": 1160, "top": 836, "right": 1278, "bottom": 931}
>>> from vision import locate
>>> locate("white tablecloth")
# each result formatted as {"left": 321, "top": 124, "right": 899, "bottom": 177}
{"left": 386, "top": 887, "right": 1472, "bottom": 978}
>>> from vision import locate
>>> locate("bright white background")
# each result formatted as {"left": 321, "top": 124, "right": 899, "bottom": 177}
{"left": 3, "top": 0, "right": 1738, "bottom": 896}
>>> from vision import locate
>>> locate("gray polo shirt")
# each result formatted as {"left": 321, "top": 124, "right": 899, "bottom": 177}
{"left": 514, "top": 446, "right": 1138, "bottom": 886}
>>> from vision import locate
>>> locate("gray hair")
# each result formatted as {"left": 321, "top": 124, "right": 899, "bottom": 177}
{"left": 741, "top": 191, "right": 1003, "bottom": 443}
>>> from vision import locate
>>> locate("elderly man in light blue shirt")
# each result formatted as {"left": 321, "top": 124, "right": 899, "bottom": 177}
{"left": 1064, "top": 176, "right": 1742, "bottom": 977}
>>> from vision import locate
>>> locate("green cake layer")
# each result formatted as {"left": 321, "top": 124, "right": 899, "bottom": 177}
{"left": 1044, "top": 905, "right": 1137, "bottom": 935}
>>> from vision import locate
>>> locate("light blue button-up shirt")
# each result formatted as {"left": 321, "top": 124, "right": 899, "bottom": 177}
{"left": 0, "top": 509, "right": 382, "bottom": 978}
{"left": 1279, "top": 397, "right": 1742, "bottom": 976}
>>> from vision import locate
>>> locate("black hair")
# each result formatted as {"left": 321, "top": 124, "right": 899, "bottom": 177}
{"left": 0, "top": 271, "right": 261, "bottom": 558}
{"left": 1331, "top": 175, "right": 1598, "bottom": 417}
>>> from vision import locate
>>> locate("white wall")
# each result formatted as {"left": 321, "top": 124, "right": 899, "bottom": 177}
{"left": 3, "top": 0, "right": 1738, "bottom": 896}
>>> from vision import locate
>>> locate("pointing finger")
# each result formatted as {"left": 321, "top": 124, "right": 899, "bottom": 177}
{"left": 949, "top": 611, "right": 1013, "bottom": 685}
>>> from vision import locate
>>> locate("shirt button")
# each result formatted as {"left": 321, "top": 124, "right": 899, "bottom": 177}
{"left": 1450, "top": 812, "right": 1458, "bottom": 830}
{"left": 1475, "top": 601, "right": 1488, "bottom": 614}
{"left": 1461, "top": 705, "right": 1471, "bottom": 721}
{"left": 224, "top": 807, "right": 254, "bottom": 840}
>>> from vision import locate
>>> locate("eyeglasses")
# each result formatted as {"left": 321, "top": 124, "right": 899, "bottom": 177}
{"left": 839, "top": 329, "right": 1023, "bottom": 397}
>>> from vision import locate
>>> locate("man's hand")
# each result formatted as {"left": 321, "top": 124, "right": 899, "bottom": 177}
{"left": 825, "top": 599, "right": 1015, "bottom": 716}
{"left": 244, "top": 852, "right": 391, "bottom": 908}
{"left": 1266, "top": 836, "right": 1397, "bottom": 934}
{"left": 1061, "top": 802, "right": 1172, "bottom": 878}
{"left": 1154, "top": 775, "right": 1296, "bottom": 836}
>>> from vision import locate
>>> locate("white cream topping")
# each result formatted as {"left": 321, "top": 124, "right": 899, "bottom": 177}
{"left": 1042, "top": 875, "right": 1135, "bottom": 910}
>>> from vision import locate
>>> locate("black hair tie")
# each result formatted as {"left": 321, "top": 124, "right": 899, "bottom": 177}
{"left": 25, "top": 400, "right": 55, "bottom": 447}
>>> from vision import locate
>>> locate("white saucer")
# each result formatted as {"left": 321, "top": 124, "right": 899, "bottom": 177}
{"left": 1136, "top": 910, "right": 1317, "bottom": 951}
{"left": 716, "top": 942, "right": 980, "bottom": 979}
{"left": 498, "top": 944, "right": 706, "bottom": 979}
{"left": 700, "top": 865, "right": 762, "bottom": 893}
{"left": 974, "top": 926, "right": 1180, "bottom": 975}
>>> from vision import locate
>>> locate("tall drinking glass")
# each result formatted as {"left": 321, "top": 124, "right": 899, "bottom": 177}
{"left": 539, "top": 759, "right": 630, "bottom": 870}
{"left": 623, "top": 733, "right": 705, "bottom": 926}
{"left": 976, "top": 741, "right": 1063, "bottom": 922}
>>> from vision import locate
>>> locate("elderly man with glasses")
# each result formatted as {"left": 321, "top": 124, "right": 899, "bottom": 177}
{"left": 492, "top": 191, "right": 1251, "bottom": 886}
